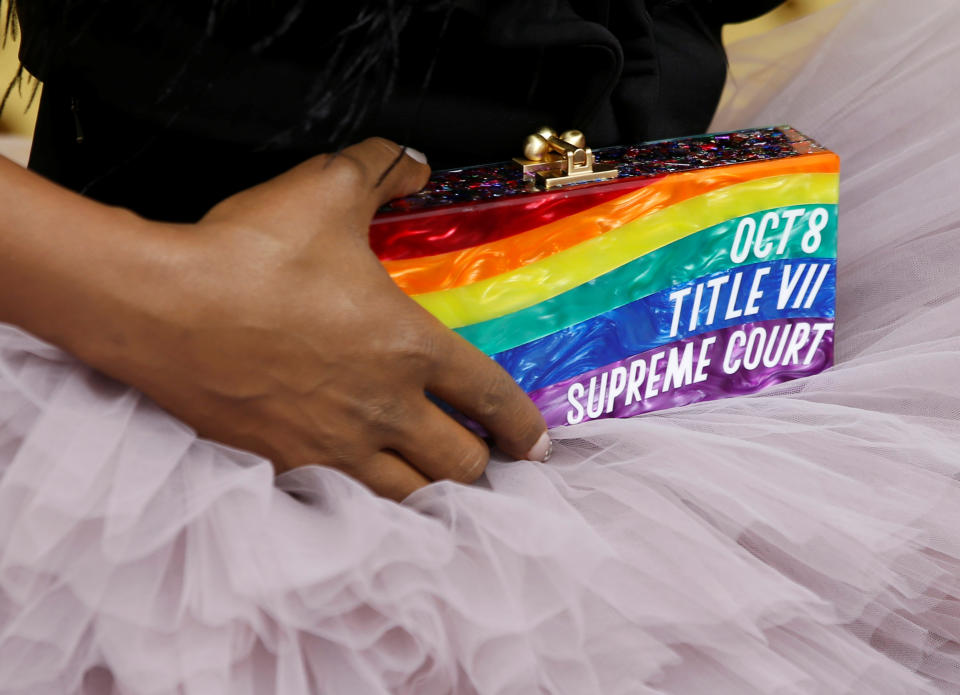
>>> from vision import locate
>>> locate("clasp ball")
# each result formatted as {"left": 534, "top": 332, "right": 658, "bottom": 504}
{"left": 536, "top": 126, "right": 558, "bottom": 142}
{"left": 523, "top": 134, "right": 550, "bottom": 161}
{"left": 560, "top": 129, "right": 586, "bottom": 149}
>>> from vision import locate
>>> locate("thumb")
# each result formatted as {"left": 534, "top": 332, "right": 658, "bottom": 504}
{"left": 202, "top": 137, "right": 430, "bottom": 231}
{"left": 335, "top": 137, "right": 432, "bottom": 213}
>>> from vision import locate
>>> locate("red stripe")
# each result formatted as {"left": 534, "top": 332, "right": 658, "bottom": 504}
{"left": 369, "top": 179, "right": 661, "bottom": 261}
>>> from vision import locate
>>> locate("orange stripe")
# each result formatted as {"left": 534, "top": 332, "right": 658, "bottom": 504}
{"left": 385, "top": 152, "right": 840, "bottom": 295}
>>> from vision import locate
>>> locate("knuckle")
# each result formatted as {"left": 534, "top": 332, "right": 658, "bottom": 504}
{"left": 326, "top": 152, "right": 371, "bottom": 193}
{"left": 308, "top": 439, "right": 357, "bottom": 472}
{"left": 299, "top": 420, "right": 372, "bottom": 473}
{"left": 447, "top": 442, "right": 489, "bottom": 484}
{"left": 360, "top": 396, "right": 409, "bottom": 433}
{"left": 382, "top": 321, "right": 439, "bottom": 374}
{"left": 474, "top": 377, "right": 509, "bottom": 420}
{"left": 319, "top": 446, "right": 357, "bottom": 472}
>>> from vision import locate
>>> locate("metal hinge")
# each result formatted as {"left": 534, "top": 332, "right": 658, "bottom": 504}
{"left": 514, "top": 127, "right": 617, "bottom": 190}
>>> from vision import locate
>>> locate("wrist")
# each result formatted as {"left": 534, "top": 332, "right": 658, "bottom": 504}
{"left": 0, "top": 202, "right": 198, "bottom": 378}
{"left": 65, "top": 212, "right": 203, "bottom": 380}
{"left": 0, "top": 156, "right": 219, "bottom": 398}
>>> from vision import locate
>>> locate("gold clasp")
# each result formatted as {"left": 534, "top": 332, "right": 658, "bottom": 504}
{"left": 514, "top": 127, "right": 618, "bottom": 190}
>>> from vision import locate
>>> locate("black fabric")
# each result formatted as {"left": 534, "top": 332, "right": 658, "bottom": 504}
{"left": 17, "top": 0, "right": 785, "bottom": 222}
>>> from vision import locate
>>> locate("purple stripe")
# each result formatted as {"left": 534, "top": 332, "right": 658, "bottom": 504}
{"left": 531, "top": 318, "right": 835, "bottom": 428}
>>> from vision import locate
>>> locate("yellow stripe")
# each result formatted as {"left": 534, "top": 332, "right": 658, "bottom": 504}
{"left": 414, "top": 173, "right": 839, "bottom": 328}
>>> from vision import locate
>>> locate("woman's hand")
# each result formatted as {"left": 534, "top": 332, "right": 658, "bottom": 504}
{"left": 69, "top": 138, "right": 549, "bottom": 500}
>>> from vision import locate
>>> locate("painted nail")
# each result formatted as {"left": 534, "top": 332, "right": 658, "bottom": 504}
{"left": 404, "top": 146, "right": 428, "bottom": 164}
{"left": 526, "top": 431, "right": 553, "bottom": 462}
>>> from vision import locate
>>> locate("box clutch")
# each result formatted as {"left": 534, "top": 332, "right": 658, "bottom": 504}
{"left": 371, "top": 126, "right": 839, "bottom": 427}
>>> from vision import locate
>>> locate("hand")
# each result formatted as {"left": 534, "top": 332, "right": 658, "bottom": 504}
{"left": 94, "top": 138, "right": 551, "bottom": 500}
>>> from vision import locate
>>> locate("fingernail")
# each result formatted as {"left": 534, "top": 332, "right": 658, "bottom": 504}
{"left": 403, "top": 146, "right": 428, "bottom": 165}
{"left": 526, "top": 431, "right": 553, "bottom": 462}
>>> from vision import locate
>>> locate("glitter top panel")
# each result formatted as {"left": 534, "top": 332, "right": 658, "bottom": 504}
{"left": 376, "top": 126, "right": 828, "bottom": 216}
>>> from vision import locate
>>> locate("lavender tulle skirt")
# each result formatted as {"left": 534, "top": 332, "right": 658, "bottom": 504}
{"left": 3, "top": 1, "right": 960, "bottom": 692}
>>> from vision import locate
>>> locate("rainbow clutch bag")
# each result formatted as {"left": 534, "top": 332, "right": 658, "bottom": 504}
{"left": 371, "top": 126, "right": 839, "bottom": 427}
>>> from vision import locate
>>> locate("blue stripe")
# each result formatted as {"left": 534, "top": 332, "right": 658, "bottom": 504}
{"left": 494, "top": 259, "right": 837, "bottom": 392}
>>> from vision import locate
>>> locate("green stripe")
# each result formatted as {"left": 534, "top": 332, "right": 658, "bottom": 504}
{"left": 455, "top": 204, "right": 838, "bottom": 355}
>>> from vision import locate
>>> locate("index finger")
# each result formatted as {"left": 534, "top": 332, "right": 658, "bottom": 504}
{"left": 427, "top": 331, "right": 551, "bottom": 463}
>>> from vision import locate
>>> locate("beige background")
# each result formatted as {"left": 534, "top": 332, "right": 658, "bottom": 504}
{"left": 0, "top": 0, "right": 839, "bottom": 139}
